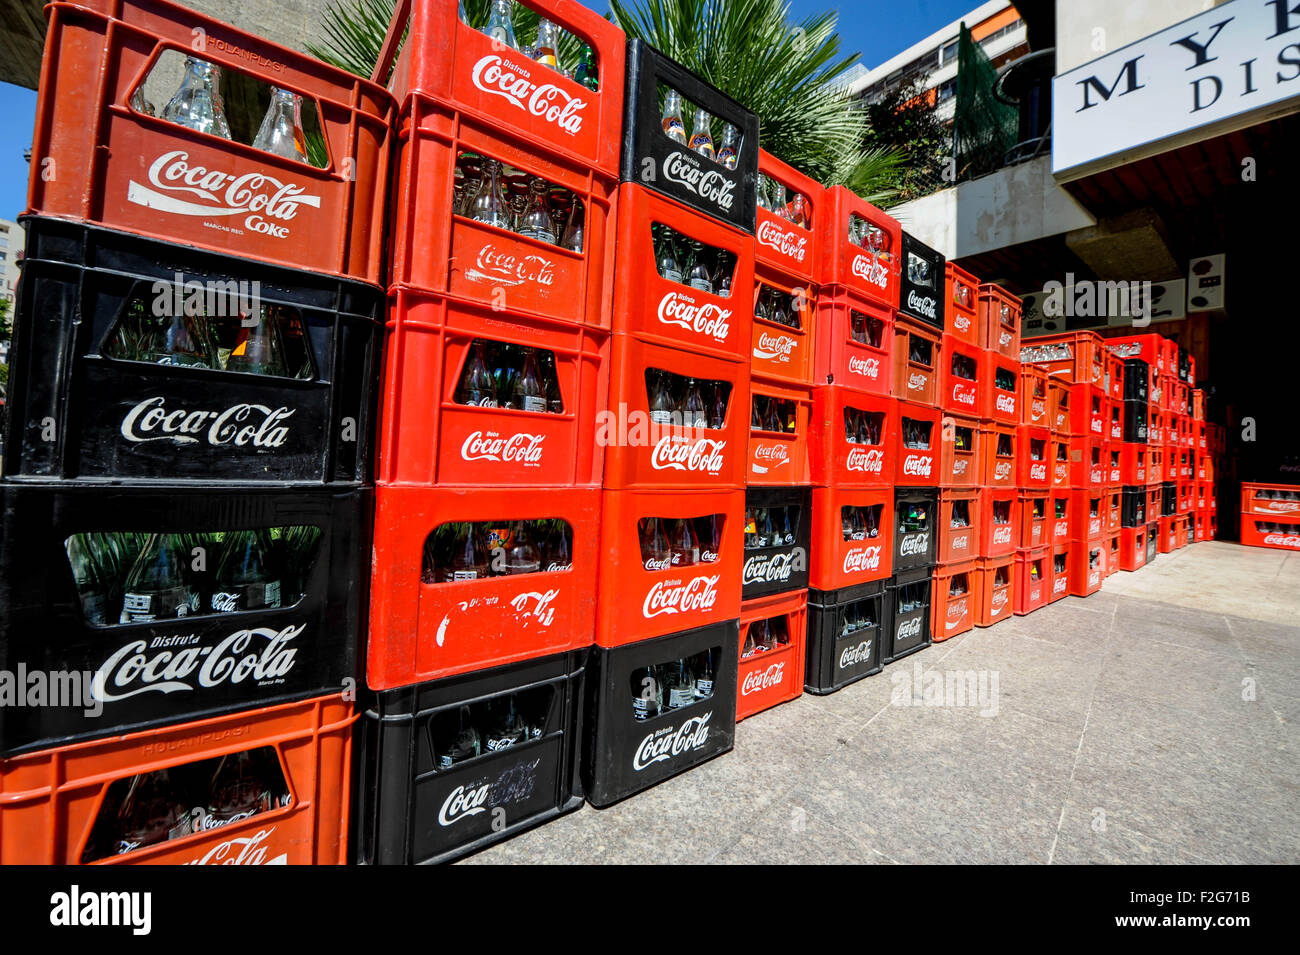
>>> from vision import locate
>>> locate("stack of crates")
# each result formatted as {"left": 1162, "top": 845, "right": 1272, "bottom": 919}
{"left": 359, "top": 0, "right": 623, "bottom": 859}
{"left": 1, "top": 0, "right": 393, "bottom": 864}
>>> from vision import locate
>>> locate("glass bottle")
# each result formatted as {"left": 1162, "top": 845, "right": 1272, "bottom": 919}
{"left": 485, "top": 695, "right": 528, "bottom": 750}
{"left": 649, "top": 371, "right": 676, "bottom": 426}
{"left": 67, "top": 534, "right": 109, "bottom": 626}
{"left": 694, "top": 650, "right": 714, "bottom": 699}
{"left": 439, "top": 706, "right": 482, "bottom": 769}
{"left": 111, "top": 770, "right": 193, "bottom": 856}
{"left": 161, "top": 57, "right": 231, "bottom": 139}
{"left": 670, "top": 518, "right": 698, "bottom": 567}
{"left": 716, "top": 123, "right": 740, "bottom": 169}
{"left": 688, "top": 108, "right": 715, "bottom": 160}
{"left": 544, "top": 521, "right": 572, "bottom": 572}
{"left": 202, "top": 750, "right": 274, "bottom": 830}
{"left": 534, "top": 18, "right": 561, "bottom": 70}
{"left": 661, "top": 90, "right": 686, "bottom": 144}
{"left": 211, "top": 530, "right": 281, "bottom": 613}
{"left": 120, "top": 534, "right": 194, "bottom": 623}
{"left": 708, "top": 383, "right": 727, "bottom": 430}
{"left": 470, "top": 159, "right": 512, "bottom": 230}
{"left": 252, "top": 88, "right": 307, "bottom": 162}
{"left": 574, "top": 45, "right": 599, "bottom": 91}
{"left": 666, "top": 659, "right": 696, "bottom": 709}
{"left": 519, "top": 177, "right": 558, "bottom": 244}
{"left": 486, "top": 0, "right": 519, "bottom": 50}
{"left": 656, "top": 227, "right": 683, "bottom": 284}
{"left": 148, "top": 312, "right": 216, "bottom": 368}
{"left": 632, "top": 666, "right": 663, "bottom": 720}
{"left": 225, "top": 308, "right": 288, "bottom": 377}
{"left": 457, "top": 340, "right": 498, "bottom": 407}
{"left": 504, "top": 521, "right": 542, "bottom": 575}
{"left": 540, "top": 350, "right": 564, "bottom": 414}
{"left": 683, "top": 377, "right": 708, "bottom": 429}
{"left": 686, "top": 242, "right": 713, "bottom": 294}
{"left": 513, "top": 347, "right": 547, "bottom": 413}
{"left": 561, "top": 198, "right": 585, "bottom": 252}
{"left": 641, "top": 517, "right": 671, "bottom": 570}
{"left": 451, "top": 524, "right": 489, "bottom": 580}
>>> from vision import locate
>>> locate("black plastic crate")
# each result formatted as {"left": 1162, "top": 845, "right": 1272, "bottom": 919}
{"left": 1123, "top": 358, "right": 1149, "bottom": 400}
{"left": 1162, "top": 481, "right": 1177, "bottom": 517}
{"left": 899, "top": 232, "right": 945, "bottom": 330}
{"left": 354, "top": 650, "right": 586, "bottom": 865}
{"left": 1146, "top": 522, "right": 1159, "bottom": 564}
{"left": 1121, "top": 486, "right": 1147, "bottom": 527}
{"left": 583, "top": 621, "right": 739, "bottom": 807}
{"left": 0, "top": 482, "right": 369, "bottom": 757}
{"left": 893, "top": 487, "right": 938, "bottom": 572}
{"left": 620, "top": 39, "right": 759, "bottom": 233}
{"left": 3, "top": 218, "right": 381, "bottom": 485}
{"left": 882, "top": 566, "right": 933, "bottom": 664}
{"left": 805, "top": 580, "right": 885, "bottom": 695}
{"left": 1179, "top": 348, "right": 1191, "bottom": 383}
{"left": 1123, "top": 398, "right": 1149, "bottom": 443}
{"left": 743, "top": 486, "right": 811, "bottom": 600}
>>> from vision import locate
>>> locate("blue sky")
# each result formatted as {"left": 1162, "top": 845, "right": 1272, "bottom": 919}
{"left": 0, "top": 0, "right": 975, "bottom": 223}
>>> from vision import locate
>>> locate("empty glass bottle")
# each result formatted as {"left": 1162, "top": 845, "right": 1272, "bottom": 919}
{"left": 716, "top": 123, "right": 740, "bottom": 170}
{"left": 486, "top": 0, "right": 519, "bottom": 50}
{"left": 120, "top": 534, "right": 194, "bottom": 623}
{"left": 470, "top": 159, "right": 512, "bottom": 230}
{"left": 252, "top": 88, "right": 307, "bottom": 162}
{"left": 226, "top": 309, "right": 288, "bottom": 377}
{"left": 519, "top": 178, "right": 557, "bottom": 244}
{"left": 161, "top": 57, "right": 231, "bottom": 139}
{"left": 211, "top": 530, "right": 281, "bottom": 614}
{"left": 661, "top": 90, "right": 686, "bottom": 144}
{"left": 534, "top": 18, "right": 561, "bottom": 70}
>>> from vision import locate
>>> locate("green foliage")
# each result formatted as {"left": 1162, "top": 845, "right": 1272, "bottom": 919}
{"left": 858, "top": 73, "right": 951, "bottom": 205}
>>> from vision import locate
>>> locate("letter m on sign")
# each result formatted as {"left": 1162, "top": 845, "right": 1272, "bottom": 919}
{"left": 1075, "top": 55, "right": 1145, "bottom": 111}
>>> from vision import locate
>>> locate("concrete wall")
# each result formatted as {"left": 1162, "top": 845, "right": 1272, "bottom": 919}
{"left": 1055, "top": 0, "right": 1230, "bottom": 74}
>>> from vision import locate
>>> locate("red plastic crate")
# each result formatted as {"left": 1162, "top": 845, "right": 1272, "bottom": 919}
{"left": 1148, "top": 447, "right": 1165, "bottom": 484}
{"left": 1103, "top": 530, "right": 1120, "bottom": 578}
{"left": 945, "top": 263, "right": 980, "bottom": 345}
{"left": 1194, "top": 511, "right": 1208, "bottom": 542}
{"left": 1069, "top": 384, "right": 1107, "bottom": 439}
{"left": 1051, "top": 434, "right": 1071, "bottom": 489}
{"left": 748, "top": 380, "right": 812, "bottom": 485}
{"left": 1048, "top": 374, "right": 1072, "bottom": 433}
{"left": 596, "top": 488, "right": 744, "bottom": 648}
{"left": 0, "top": 695, "right": 355, "bottom": 865}
{"left": 1157, "top": 373, "right": 1177, "bottom": 413}
{"left": 813, "top": 287, "right": 893, "bottom": 394}
{"left": 27, "top": 0, "right": 396, "bottom": 284}
{"left": 980, "top": 487, "right": 1018, "bottom": 558}
{"left": 368, "top": 485, "right": 600, "bottom": 687}
{"left": 1016, "top": 426, "right": 1052, "bottom": 489}
{"left": 939, "top": 412, "right": 982, "bottom": 487}
{"left": 979, "top": 350, "right": 1019, "bottom": 425}
{"left": 1049, "top": 542, "right": 1070, "bottom": 603}
{"left": 941, "top": 334, "right": 983, "bottom": 416}
{"left": 1069, "top": 435, "right": 1105, "bottom": 490}
{"left": 1070, "top": 488, "right": 1104, "bottom": 542}
{"left": 891, "top": 317, "right": 942, "bottom": 406}
{"left": 1020, "top": 331, "right": 1106, "bottom": 387}
{"left": 980, "top": 421, "right": 1017, "bottom": 488}
{"left": 378, "top": 288, "right": 608, "bottom": 487}
{"left": 1013, "top": 546, "right": 1048, "bottom": 615}
{"left": 1157, "top": 514, "right": 1176, "bottom": 554}
{"left": 1050, "top": 492, "right": 1072, "bottom": 545}
{"left": 931, "top": 560, "right": 976, "bottom": 641}
{"left": 737, "top": 590, "right": 807, "bottom": 721}
{"left": 1105, "top": 485, "right": 1122, "bottom": 534}
{"left": 1241, "top": 483, "right": 1300, "bottom": 518}
{"left": 979, "top": 283, "right": 1021, "bottom": 359}
{"left": 809, "top": 387, "right": 894, "bottom": 487}
{"left": 974, "top": 554, "right": 1015, "bottom": 627}
{"left": 380, "top": 0, "right": 626, "bottom": 177}
{"left": 1068, "top": 540, "right": 1104, "bottom": 597}
{"left": 1104, "top": 443, "right": 1122, "bottom": 487}
{"left": 1017, "top": 492, "right": 1050, "bottom": 549}
{"left": 1021, "top": 365, "right": 1050, "bottom": 427}
{"left": 612, "top": 184, "right": 755, "bottom": 362}
{"left": 809, "top": 485, "right": 894, "bottom": 591}
{"left": 818, "top": 185, "right": 902, "bottom": 308}
{"left": 756, "top": 150, "right": 821, "bottom": 283}
{"left": 1106, "top": 397, "right": 1124, "bottom": 443}
{"left": 388, "top": 92, "right": 616, "bottom": 329}
{"left": 893, "top": 400, "right": 942, "bottom": 487}
{"left": 603, "top": 334, "right": 750, "bottom": 490}
{"left": 939, "top": 487, "right": 982, "bottom": 563}
{"left": 1119, "top": 443, "right": 1148, "bottom": 485}
{"left": 1119, "top": 525, "right": 1147, "bottom": 571}
{"left": 1177, "top": 481, "right": 1194, "bottom": 514}
{"left": 1195, "top": 481, "right": 1209, "bottom": 510}
{"left": 752, "top": 267, "right": 817, "bottom": 387}
{"left": 1147, "top": 485, "right": 1163, "bottom": 522}
{"left": 1193, "top": 389, "right": 1206, "bottom": 421}
{"left": 1104, "top": 350, "right": 1125, "bottom": 402}
{"left": 1195, "top": 420, "right": 1207, "bottom": 451}
{"left": 1104, "top": 333, "right": 1173, "bottom": 377}
{"left": 1175, "top": 517, "right": 1189, "bottom": 549}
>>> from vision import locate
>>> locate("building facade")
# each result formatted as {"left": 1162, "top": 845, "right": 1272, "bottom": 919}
{"left": 0, "top": 218, "right": 23, "bottom": 308}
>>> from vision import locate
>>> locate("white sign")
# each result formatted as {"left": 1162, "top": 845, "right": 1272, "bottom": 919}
{"left": 1053, "top": 0, "right": 1300, "bottom": 178}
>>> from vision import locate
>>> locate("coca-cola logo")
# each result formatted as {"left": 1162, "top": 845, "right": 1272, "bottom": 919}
{"left": 658, "top": 292, "right": 732, "bottom": 343}
{"left": 945, "top": 599, "right": 967, "bottom": 628}
{"left": 1031, "top": 463, "right": 1047, "bottom": 481}
{"left": 1055, "top": 521, "right": 1067, "bottom": 537}
{"left": 1264, "top": 534, "right": 1300, "bottom": 548}
{"left": 438, "top": 782, "right": 490, "bottom": 826}
{"left": 994, "top": 462, "right": 1012, "bottom": 480}
{"left": 642, "top": 575, "right": 721, "bottom": 618}
{"left": 997, "top": 394, "right": 1016, "bottom": 413}
{"left": 848, "top": 356, "right": 881, "bottom": 379}
{"left": 1000, "top": 330, "right": 1013, "bottom": 347}
{"left": 741, "top": 661, "right": 786, "bottom": 696}
{"left": 843, "top": 546, "right": 882, "bottom": 574}
{"left": 754, "top": 331, "right": 798, "bottom": 361}
{"left": 633, "top": 713, "right": 712, "bottom": 771}
{"left": 92, "top": 625, "right": 303, "bottom": 702}
{"left": 509, "top": 589, "right": 560, "bottom": 627}
{"left": 1055, "top": 463, "right": 1069, "bottom": 481}
{"left": 835, "top": 637, "right": 875, "bottom": 671}
{"left": 663, "top": 152, "right": 736, "bottom": 210}
{"left": 851, "top": 254, "right": 889, "bottom": 289}
{"left": 1089, "top": 570, "right": 1101, "bottom": 588}
{"left": 464, "top": 243, "right": 557, "bottom": 287}
{"left": 903, "top": 454, "right": 933, "bottom": 477}
{"left": 650, "top": 436, "right": 727, "bottom": 474}
{"left": 954, "top": 460, "right": 968, "bottom": 475}
{"left": 951, "top": 533, "right": 969, "bottom": 551}
{"left": 993, "top": 526, "right": 1012, "bottom": 545}
{"left": 1265, "top": 501, "right": 1300, "bottom": 512}
{"left": 1090, "top": 517, "right": 1101, "bottom": 535}
{"left": 846, "top": 447, "right": 884, "bottom": 473}
{"left": 955, "top": 314, "right": 971, "bottom": 332}
{"left": 896, "top": 617, "right": 923, "bottom": 641}
{"left": 991, "top": 589, "right": 1008, "bottom": 610}
{"left": 742, "top": 551, "right": 801, "bottom": 585}
{"left": 121, "top": 398, "right": 294, "bottom": 448}
{"left": 127, "top": 151, "right": 321, "bottom": 239}
{"left": 461, "top": 430, "right": 545, "bottom": 465}
{"left": 1031, "top": 399, "right": 1046, "bottom": 421}
{"left": 908, "top": 372, "right": 928, "bottom": 391}
{"left": 757, "top": 219, "right": 809, "bottom": 261}
{"left": 184, "top": 827, "right": 287, "bottom": 866}
{"left": 470, "top": 55, "right": 586, "bottom": 135}
{"left": 906, "top": 289, "right": 937, "bottom": 320}
{"left": 1053, "top": 576, "right": 1067, "bottom": 594}
{"left": 953, "top": 384, "right": 976, "bottom": 406}
{"left": 899, "top": 533, "right": 930, "bottom": 557}
{"left": 754, "top": 443, "right": 790, "bottom": 467}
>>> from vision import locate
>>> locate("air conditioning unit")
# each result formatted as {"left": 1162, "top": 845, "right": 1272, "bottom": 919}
{"left": 1107, "top": 279, "right": 1186, "bottom": 327}
{"left": 1187, "top": 255, "right": 1225, "bottom": 312}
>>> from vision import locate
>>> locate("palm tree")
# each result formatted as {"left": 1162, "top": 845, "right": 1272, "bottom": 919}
{"left": 307, "top": 0, "right": 901, "bottom": 199}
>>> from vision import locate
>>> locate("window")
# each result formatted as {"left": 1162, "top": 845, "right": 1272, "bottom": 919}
{"left": 939, "top": 40, "right": 958, "bottom": 66}
{"left": 937, "top": 80, "right": 957, "bottom": 103}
